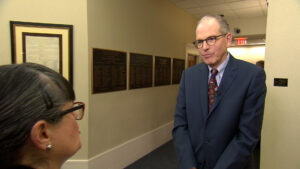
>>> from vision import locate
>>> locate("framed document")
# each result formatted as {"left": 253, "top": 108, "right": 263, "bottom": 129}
{"left": 130, "top": 53, "right": 153, "bottom": 89}
{"left": 172, "top": 58, "right": 185, "bottom": 84}
{"left": 92, "top": 48, "right": 127, "bottom": 94}
{"left": 155, "top": 56, "right": 171, "bottom": 86}
{"left": 10, "top": 21, "right": 73, "bottom": 84}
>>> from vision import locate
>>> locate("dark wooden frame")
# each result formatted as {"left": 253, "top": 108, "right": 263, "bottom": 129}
{"left": 155, "top": 56, "right": 171, "bottom": 86}
{"left": 10, "top": 21, "right": 73, "bottom": 84}
{"left": 129, "top": 53, "right": 153, "bottom": 89}
{"left": 172, "top": 58, "right": 185, "bottom": 84}
{"left": 92, "top": 48, "right": 127, "bottom": 94}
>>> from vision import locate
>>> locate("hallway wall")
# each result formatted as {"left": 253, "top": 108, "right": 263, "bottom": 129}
{"left": 227, "top": 16, "right": 267, "bottom": 36}
{"left": 87, "top": 0, "right": 197, "bottom": 160}
{"left": 261, "top": 0, "right": 300, "bottom": 168}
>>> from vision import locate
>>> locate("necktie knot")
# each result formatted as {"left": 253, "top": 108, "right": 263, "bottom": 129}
{"left": 211, "top": 69, "right": 218, "bottom": 79}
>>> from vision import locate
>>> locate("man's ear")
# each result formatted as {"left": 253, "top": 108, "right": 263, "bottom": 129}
{"left": 226, "top": 32, "right": 233, "bottom": 47}
{"left": 30, "top": 120, "right": 51, "bottom": 150}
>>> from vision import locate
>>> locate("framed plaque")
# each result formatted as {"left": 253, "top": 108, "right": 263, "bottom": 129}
{"left": 130, "top": 53, "right": 153, "bottom": 89}
{"left": 10, "top": 21, "right": 73, "bottom": 84}
{"left": 172, "top": 58, "right": 185, "bottom": 84}
{"left": 92, "top": 48, "right": 127, "bottom": 93}
{"left": 155, "top": 56, "right": 171, "bottom": 86}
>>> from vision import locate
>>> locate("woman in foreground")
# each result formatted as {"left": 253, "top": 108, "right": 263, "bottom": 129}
{"left": 0, "top": 63, "right": 85, "bottom": 169}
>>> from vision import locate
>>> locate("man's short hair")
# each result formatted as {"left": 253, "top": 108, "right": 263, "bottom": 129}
{"left": 197, "top": 15, "right": 230, "bottom": 34}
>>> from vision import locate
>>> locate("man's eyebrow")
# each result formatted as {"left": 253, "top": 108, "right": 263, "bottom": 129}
{"left": 197, "top": 35, "right": 217, "bottom": 40}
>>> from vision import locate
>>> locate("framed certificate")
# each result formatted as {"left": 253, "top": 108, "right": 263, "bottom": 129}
{"left": 10, "top": 21, "right": 73, "bottom": 84}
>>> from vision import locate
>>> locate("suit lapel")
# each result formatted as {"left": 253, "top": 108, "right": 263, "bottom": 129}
{"left": 197, "top": 64, "right": 209, "bottom": 117}
{"left": 209, "top": 55, "right": 238, "bottom": 115}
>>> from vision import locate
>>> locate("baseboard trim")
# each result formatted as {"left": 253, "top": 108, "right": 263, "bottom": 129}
{"left": 62, "top": 121, "right": 174, "bottom": 169}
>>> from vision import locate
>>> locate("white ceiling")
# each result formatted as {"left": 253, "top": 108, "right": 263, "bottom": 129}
{"left": 169, "top": 0, "right": 268, "bottom": 20}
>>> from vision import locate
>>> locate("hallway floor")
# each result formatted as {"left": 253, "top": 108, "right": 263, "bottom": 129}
{"left": 124, "top": 140, "right": 178, "bottom": 169}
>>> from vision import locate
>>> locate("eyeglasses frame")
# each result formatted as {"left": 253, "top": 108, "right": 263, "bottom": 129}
{"left": 193, "top": 33, "right": 227, "bottom": 49}
{"left": 60, "top": 102, "right": 85, "bottom": 120}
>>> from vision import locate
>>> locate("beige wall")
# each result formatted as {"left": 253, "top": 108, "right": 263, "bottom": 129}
{"left": 0, "top": 0, "right": 89, "bottom": 159}
{"left": 87, "top": 0, "right": 197, "bottom": 157}
{"left": 227, "top": 17, "right": 267, "bottom": 36}
{"left": 261, "top": 0, "right": 300, "bottom": 168}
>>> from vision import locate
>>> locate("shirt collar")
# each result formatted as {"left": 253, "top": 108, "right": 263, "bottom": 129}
{"left": 208, "top": 53, "right": 230, "bottom": 74}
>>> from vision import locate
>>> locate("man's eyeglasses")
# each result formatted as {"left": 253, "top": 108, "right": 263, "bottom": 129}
{"left": 60, "top": 102, "right": 85, "bottom": 120}
{"left": 193, "top": 34, "right": 227, "bottom": 49}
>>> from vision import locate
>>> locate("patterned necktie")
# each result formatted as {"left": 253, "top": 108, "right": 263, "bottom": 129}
{"left": 208, "top": 69, "right": 218, "bottom": 112}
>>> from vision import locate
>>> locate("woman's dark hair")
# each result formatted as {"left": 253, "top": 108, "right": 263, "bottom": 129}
{"left": 0, "top": 63, "right": 75, "bottom": 168}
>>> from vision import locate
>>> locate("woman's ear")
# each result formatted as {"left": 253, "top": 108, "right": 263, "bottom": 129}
{"left": 30, "top": 120, "right": 51, "bottom": 150}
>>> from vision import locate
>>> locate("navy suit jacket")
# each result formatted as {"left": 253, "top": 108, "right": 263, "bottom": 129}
{"left": 172, "top": 55, "right": 266, "bottom": 169}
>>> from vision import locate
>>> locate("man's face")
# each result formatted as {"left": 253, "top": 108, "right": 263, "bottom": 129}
{"left": 195, "top": 18, "right": 232, "bottom": 68}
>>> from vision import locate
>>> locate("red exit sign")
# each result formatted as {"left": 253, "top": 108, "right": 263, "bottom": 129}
{"left": 235, "top": 38, "right": 247, "bottom": 45}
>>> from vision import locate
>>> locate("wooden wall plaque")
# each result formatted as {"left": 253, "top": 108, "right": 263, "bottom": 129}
{"left": 172, "top": 58, "right": 185, "bottom": 84}
{"left": 155, "top": 56, "right": 171, "bottom": 86}
{"left": 130, "top": 53, "right": 153, "bottom": 89}
{"left": 92, "top": 48, "right": 127, "bottom": 93}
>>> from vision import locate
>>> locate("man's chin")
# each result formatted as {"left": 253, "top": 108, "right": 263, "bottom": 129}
{"left": 203, "top": 59, "right": 215, "bottom": 66}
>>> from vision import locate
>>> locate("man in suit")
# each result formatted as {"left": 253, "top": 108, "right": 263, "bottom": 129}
{"left": 172, "top": 15, "right": 266, "bottom": 169}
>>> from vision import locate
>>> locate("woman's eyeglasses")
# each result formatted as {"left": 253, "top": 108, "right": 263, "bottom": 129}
{"left": 60, "top": 102, "right": 85, "bottom": 120}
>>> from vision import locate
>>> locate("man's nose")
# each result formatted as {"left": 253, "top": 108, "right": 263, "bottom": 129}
{"left": 202, "top": 40, "right": 209, "bottom": 50}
